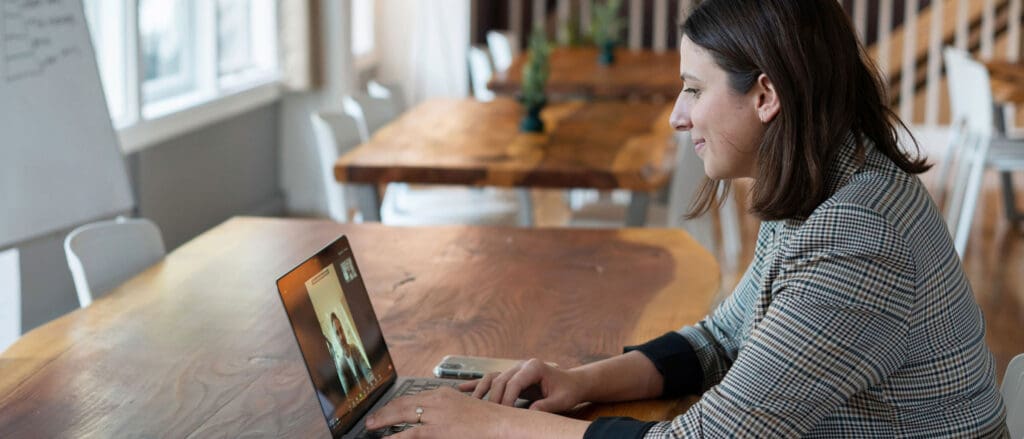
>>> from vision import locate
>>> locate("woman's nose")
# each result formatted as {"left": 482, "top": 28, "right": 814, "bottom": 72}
{"left": 669, "top": 93, "right": 692, "bottom": 131}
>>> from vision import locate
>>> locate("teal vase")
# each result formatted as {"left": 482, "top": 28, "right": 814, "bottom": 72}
{"left": 599, "top": 41, "right": 615, "bottom": 65}
{"left": 520, "top": 102, "right": 545, "bottom": 133}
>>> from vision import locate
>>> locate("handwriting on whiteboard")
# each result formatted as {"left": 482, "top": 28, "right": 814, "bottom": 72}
{"left": 2, "top": 0, "right": 80, "bottom": 83}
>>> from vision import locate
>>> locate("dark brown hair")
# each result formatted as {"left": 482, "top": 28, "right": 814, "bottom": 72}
{"left": 682, "top": 0, "right": 930, "bottom": 220}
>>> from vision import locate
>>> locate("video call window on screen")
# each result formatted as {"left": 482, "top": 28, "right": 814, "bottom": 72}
{"left": 305, "top": 260, "right": 380, "bottom": 415}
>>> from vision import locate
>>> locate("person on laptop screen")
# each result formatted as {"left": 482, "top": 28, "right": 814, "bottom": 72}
{"left": 327, "top": 312, "right": 373, "bottom": 397}
{"left": 362, "top": 0, "right": 1008, "bottom": 437}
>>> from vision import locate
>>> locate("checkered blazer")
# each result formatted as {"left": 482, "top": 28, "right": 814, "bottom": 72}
{"left": 633, "top": 141, "right": 1007, "bottom": 437}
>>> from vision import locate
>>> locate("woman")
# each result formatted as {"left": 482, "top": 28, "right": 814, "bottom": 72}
{"left": 365, "top": 1, "right": 1009, "bottom": 436}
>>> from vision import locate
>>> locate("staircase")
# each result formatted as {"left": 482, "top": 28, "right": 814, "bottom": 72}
{"left": 855, "top": 0, "right": 1022, "bottom": 126}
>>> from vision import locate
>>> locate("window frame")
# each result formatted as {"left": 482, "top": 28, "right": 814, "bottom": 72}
{"left": 351, "top": 0, "right": 377, "bottom": 70}
{"left": 83, "top": 0, "right": 281, "bottom": 153}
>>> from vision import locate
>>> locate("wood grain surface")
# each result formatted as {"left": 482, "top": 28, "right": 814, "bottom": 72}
{"left": 488, "top": 46, "right": 681, "bottom": 100}
{"left": 985, "top": 60, "right": 1024, "bottom": 104}
{"left": 0, "top": 217, "right": 719, "bottom": 437}
{"left": 334, "top": 98, "right": 676, "bottom": 191}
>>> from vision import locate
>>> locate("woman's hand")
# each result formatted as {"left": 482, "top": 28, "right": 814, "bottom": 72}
{"left": 364, "top": 386, "right": 590, "bottom": 438}
{"left": 458, "top": 358, "right": 589, "bottom": 413}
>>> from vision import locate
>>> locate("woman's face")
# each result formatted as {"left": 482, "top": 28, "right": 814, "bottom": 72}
{"left": 669, "top": 36, "right": 772, "bottom": 180}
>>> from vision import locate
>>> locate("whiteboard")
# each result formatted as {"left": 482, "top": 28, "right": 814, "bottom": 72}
{"left": 0, "top": 0, "right": 133, "bottom": 249}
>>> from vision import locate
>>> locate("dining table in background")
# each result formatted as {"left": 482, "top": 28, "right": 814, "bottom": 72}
{"left": 334, "top": 97, "right": 678, "bottom": 226}
{"left": 0, "top": 217, "right": 720, "bottom": 437}
{"left": 488, "top": 46, "right": 681, "bottom": 101}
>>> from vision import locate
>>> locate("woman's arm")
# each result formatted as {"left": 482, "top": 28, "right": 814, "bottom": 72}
{"left": 655, "top": 204, "right": 917, "bottom": 437}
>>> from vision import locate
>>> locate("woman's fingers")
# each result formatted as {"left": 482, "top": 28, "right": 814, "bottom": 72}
{"left": 487, "top": 370, "right": 511, "bottom": 404}
{"left": 457, "top": 378, "right": 480, "bottom": 393}
{"left": 365, "top": 395, "right": 417, "bottom": 430}
{"left": 501, "top": 359, "right": 544, "bottom": 406}
{"left": 471, "top": 372, "right": 497, "bottom": 399}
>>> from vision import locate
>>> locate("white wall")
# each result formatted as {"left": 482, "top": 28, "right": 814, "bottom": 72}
{"left": 280, "top": 0, "right": 356, "bottom": 217}
{"left": 12, "top": 103, "right": 282, "bottom": 335}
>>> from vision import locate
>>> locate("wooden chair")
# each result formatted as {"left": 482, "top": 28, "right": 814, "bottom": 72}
{"left": 64, "top": 217, "right": 165, "bottom": 308}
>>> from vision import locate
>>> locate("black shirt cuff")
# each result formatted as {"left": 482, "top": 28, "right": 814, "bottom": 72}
{"left": 624, "top": 331, "right": 703, "bottom": 397}
{"left": 584, "top": 417, "right": 658, "bottom": 439}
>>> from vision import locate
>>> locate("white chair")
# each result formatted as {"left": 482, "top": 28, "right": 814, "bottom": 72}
{"left": 467, "top": 45, "right": 496, "bottom": 102}
{"left": 486, "top": 30, "right": 519, "bottom": 73}
{"left": 367, "top": 80, "right": 407, "bottom": 114}
{"left": 311, "top": 111, "right": 363, "bottom": 222}
{"left": 0, "top": 248, "right": 19, "bottom": 352}
{"left": 64, "top": 217, "right": 165, "bottom": 308}
{"left": 340, "top": 93, "right": 528, "bottom": 226}
{"left": 941, "top": 47, "right": 1024, "bottom": 257}
{"left": 568, "top": 132, "right": 742, "bottom": 270}
{"left": 1004, "top": 353, "right": 1024, "bottom": 438}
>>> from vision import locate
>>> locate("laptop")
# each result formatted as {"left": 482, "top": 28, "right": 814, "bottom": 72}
{"left": 275, "top": 235, "right": 462, "bottom": 438}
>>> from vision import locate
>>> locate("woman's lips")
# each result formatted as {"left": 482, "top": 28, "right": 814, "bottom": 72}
{"left": 693, "top": 138, "right": 706, "bottom": 154}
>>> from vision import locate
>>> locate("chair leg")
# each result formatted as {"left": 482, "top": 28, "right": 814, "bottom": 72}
{"left": 517, "top": 188, "right": 534, "bottom": 227}
{"left": 953, "top": 138, "right": 990, "bottom": 258}
{"left": 1000, "top": 171, "right": 1024, "bottom": 225}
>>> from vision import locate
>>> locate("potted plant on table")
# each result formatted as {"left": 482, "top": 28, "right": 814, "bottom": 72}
{"left": 519, "top": 26, "right": 551, "bottom": 133}
{"left": 591, "top": 0, "right": 624, "bottom": 65}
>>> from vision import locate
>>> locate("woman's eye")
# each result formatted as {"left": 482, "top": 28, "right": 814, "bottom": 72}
{"left": 684, "top": 88, "right": 701, "bottom": 97}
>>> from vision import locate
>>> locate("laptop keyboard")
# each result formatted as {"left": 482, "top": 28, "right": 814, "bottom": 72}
{"left": 355, "top": 379, "right": 459, "bottom": 438}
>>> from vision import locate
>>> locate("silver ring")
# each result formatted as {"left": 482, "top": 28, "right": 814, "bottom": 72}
{"left": 415, "top": 406, "right": 423, "bottom": 424}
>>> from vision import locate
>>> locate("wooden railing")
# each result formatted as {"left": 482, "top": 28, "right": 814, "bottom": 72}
{"left": 499, "top": 0, "right": 1023, "bottom": 128}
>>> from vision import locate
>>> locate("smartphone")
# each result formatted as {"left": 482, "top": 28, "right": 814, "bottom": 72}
{"left": 433, "top": 355, "right": 557, "bottom": 379}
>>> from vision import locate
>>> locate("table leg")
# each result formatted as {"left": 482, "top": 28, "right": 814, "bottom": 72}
{"left": 1000, "top": 171, "right": 1023, "bottom": 225}
{"left": 517, "top": 188, "right": 534, "bottom": 227}
{"left": 626, "top": 192, "right": 650, "bottom": 227}
{"left": 355, "top": 184, "right": 381, "bottom": 222}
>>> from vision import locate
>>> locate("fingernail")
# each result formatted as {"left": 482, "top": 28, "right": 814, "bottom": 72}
{"left": 366, "top": 415, "right": 375, "bottom": 427}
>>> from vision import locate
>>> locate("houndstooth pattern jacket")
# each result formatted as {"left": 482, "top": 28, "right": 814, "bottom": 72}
{"left": 589, "top": 139, "right": 1008, "bottom": 438}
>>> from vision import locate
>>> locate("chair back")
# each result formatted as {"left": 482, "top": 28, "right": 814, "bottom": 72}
{"left": 486, "top": 30, "right": 518, "bottom": 73}
{"left": 467, "top": 45, "right": 496, "bottom": 101}
{"left": 1005, "top": 354, "right": 1024, "bottom": 438}
{"left": 342, "top": 93, "right": 399, "bottom": 143}
{"left": 941, "top": 47, "right": 995, "bottom": 257}
{"left": 311, "top": 112, "right": 363, "bottom": 222}
{"left": 64, "top": 217, "right": 165, "bottom": 308}
{"left": 367, "top": 80, "right": 407, "bottom": 114}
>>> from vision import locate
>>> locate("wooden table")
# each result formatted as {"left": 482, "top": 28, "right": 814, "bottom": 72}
{"left": 0, "top": 217, "right": 719, "bottom": 437}
{"left": 334, "top": 97, "right": 677, "bottom": 226}
{"left": 488, "top": 46, "right": 681, "bottom": 100}
{"left": 984, "top": 60, "right": 1024, "bottom": 104}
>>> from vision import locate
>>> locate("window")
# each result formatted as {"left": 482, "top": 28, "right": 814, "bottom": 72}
{"left": 83, "top": 0, "right": 129, "bottom": 124}
{"left": 82, "top": 0, "right": 279, "bottom": 142}
{"left": 351, "top": 0, "right": 375, "bottom": 66}
{"left": 140, "top": 0, "right": 196, "bottom": 103}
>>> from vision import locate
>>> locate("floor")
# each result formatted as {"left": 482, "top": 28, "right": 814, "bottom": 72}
{"left": 530, "top": 168, "right": 1023, "bottom": 381}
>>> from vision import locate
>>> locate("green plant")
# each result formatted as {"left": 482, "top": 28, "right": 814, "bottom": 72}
{"left": 520, "top": 26, "right": 551, "bottom": 109}
{"left": 591, "top": 0, "right": 624, "bottom": 48}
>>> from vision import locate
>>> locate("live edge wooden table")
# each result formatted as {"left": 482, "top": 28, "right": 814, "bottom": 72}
{"left": 488, "top": 46, "right": 681, "bottom": 100}
{"left": 334, "top": 97, "right": 677, "bottom": 227}
{"left": 0, "top": 217, "right": 718, "bottom": 437}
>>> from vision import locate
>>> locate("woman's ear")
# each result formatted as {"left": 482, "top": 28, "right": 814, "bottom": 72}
{"left": 754, "top": 73, "right": 780, "bottom": 123}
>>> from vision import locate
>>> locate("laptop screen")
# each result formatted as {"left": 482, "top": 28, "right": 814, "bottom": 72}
{"left": 276, "top": 235, "right": 397, "bottom": 437}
